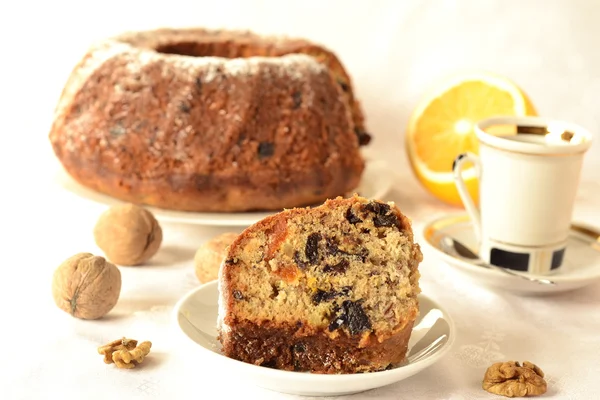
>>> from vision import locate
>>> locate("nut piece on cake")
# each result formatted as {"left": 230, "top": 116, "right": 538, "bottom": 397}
{"left": 217, "top": 195, "right": 422, "bottom": 374}
{"left": 94, "top": 203, "right": 162, "bottom": 266}
{"left": 195, "top": 232, "right": 239, "bottom": 284}
{"left": 483, "top": 361, "right": 547, "bottom": 398}
{"left": 52, "top": 253, "right": 121, "bottom": 320}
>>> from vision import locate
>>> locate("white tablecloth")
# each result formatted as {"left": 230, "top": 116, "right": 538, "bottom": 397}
{"left": 2, "top": 1, "right": 600, "bottom": 398}
{"left": 2, "top": 151, "right": 599, "bottom": 399}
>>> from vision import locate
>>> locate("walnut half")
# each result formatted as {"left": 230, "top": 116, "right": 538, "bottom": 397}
{"left": 483, "top": 361, "right": 547, "bottom": 398}
{"left": 98, "top": 337, "right": 152, "bottom": 369}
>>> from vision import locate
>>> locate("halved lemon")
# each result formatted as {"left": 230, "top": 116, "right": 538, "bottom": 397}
{"left": 406, "top": 71, "right": 537, "bottom": 207}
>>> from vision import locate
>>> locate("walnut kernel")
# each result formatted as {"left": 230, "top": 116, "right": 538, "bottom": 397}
{"left": 483, "top": 361, "right": 547, "bottom": 398}
{"left": 98, "top": 338, "right": 138, "bottom": 364}
{"left": 94, "top": 203, "right": 162, "bottom": 266}
{"left": 98, "top": 337, "right": 152, "bottom": 369}
{"left": 51, "top": 253, "right": 121, "bottom": 320}
{"left": 194, "top": 232, "right": 238, "bottom": 283}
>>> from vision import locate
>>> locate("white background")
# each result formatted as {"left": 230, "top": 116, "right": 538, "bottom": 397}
{"left": 1, "top": 1, "right": 599, "bottom": 399}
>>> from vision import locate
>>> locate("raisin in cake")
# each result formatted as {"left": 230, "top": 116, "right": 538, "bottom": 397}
{"left": 48, "top": 28, "right": 370, "bottom": 212}
{"left": 217, "top": 195, "right": 422, "bottom": 373}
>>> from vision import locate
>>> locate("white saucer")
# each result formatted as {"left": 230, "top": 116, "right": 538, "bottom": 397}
{"left": 422, "top": 214, "right": 600, "bottom": 294}
{"left": 172, "top": 281, "right": 455, "bottom": 397}
{"left": 54, "top": 159, "right": 393, "bottom": 227}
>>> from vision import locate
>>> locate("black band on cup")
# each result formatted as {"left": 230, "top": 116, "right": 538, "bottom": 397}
{"left": 551, "top": 248, "right": 566, "bottom": 270}
{"left": 490, "top": 248, "right": 530, "bottom": 271}
{"left": 490, "top": 247, "right": 566, "bottom": 271}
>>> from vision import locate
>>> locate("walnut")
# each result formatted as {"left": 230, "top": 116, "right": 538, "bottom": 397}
{"left": 483, "top": 361, "right": 547, "bottom": 398}
{"left": 194, "top": 232, "right": 238, "bottom": 283}
{"left": 94, "top": 203, "right": 163, "bottom": 266}
{"left": 98, "top": 337, "right": 152, "bottom": 369}
{"left": 98, "top": 338, "right": 137, "bottom": 363}
{"left": 52, "top": 253, "right": 121, "bottom": 320}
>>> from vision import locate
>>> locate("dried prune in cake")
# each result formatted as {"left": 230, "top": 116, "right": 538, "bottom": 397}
{"left": 305, "top": 233, "right": 321, "bottom": 264}
{"left": 345, "top": 207, "right": 362, "bottom": 224}
{"left": 260, "top": 360, "right": 278, "bottom": 368}
{"left": 311, "top": 286, "right": 351, "bottom": 304}
{"left": 325, "top": 236, "right": 340, "bottom": 256}
{"left": 218, "top": 195, "right": 422, "bottom": 374}
{"left": 257, "top": 142, "right": 275, "bottom": 159}
{"left": 337, "top": 79, "right": 350, "bottom": 92}
{"left": 324, "top": 236, "right": 367, "bottom": 261}
{"left": 312, "top": 290, "right": 339, "bottom": 305}
{"left": 293, "top": 251, "right": 308, "bottom": 269}
{"left": 362, "top": 201, "right": 400, "bottom": 228}
{"left": 354, "top": 128, "right": 372, "bottom": 146}
{"left": 178, "top": 102, "right": 191, "bottom": 113}
{"left": 292, "top": 91, "right": 302, "bottom": 109}
{"left": 328, "top": 300, "right": 372, "bottom": 335}
{"left": 292, "top": 343, "right": 306, "bottom": 353}
{"left": 322, "top": 259, "right": 349, "bottom": 274}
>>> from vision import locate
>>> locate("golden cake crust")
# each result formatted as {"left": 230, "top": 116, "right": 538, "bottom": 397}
{"left": 49, "top": 28, "right": 369, "bottom": 212}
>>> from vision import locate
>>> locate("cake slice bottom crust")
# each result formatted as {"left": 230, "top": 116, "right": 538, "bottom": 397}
{"left": 220, "top": 319, "right": 414, "bottom": 373}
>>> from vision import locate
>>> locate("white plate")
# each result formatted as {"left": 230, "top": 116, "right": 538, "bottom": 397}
{"left": 422, "top": 214, "right": 600, "bottom": 294}
{"left": 172, "top": 281, "right": 455, "bottom": 397}
{"left": 54, "top": 159, "right": 394, "bottom": 227}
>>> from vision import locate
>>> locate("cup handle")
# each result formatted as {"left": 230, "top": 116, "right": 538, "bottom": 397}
{"left": 452, "top": 152, "right": 482, "bottom": 243}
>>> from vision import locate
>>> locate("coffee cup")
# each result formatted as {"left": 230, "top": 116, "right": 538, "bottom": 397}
{"left": 452, "top": 116, "right": 592, "bottom": 274}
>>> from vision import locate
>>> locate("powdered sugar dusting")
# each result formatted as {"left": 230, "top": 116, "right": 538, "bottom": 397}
{"left": 124, "top": 48, "right": 157, "bottom": 73}
{"left": 54, "top": 40, "right": 133, "bottom": 118}
{"left": 145, "top": 51, "right": 328, "bottom": 85}
{"left": 58, "top": 33, "right": 329, "bottom": 110}
{"left": 56, "top": 35, "right": 339, "bottom": 161}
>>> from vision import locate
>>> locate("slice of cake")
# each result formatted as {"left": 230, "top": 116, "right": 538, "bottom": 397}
{"left": 217, "top": 195, "right": 422, "bottom": 373}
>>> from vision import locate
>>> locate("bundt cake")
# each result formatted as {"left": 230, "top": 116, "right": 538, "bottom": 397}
{"left": 49, "top": 28, "right": 371, "bottom": 212}
{"left": 217, "top": 195, "right": 422, "bottom": 373}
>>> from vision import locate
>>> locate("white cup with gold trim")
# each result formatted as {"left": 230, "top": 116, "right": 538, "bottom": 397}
{"left": 452, "top": 116, "right": 593, "bottom": 275}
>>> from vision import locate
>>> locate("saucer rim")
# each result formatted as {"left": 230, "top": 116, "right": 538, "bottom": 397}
{"left": 421, "top": 213, "right": 600, "bottom": 284}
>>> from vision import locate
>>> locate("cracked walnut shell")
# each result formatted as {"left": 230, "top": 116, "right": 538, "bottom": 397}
{"left": 483, "top": 361, "right": 547, "bottom": 398}
{"left": 98, "top": 337, "right": 152, "bottom": 369}
{"left": 194, "top": 232, "right": 238, "bottom": 283}
{"left": 94, "top": 203, "right": 162, "bottom": 266}
{"left": 52, "top": 253, "right": 121, "bottom": 320}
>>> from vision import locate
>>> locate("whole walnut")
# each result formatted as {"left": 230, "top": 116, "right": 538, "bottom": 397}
{"left": 52, "top": 253, "right": 121, "bottom": 320}
{"left": 94, "top": 203, "right": 162, "bottom": 266}
{"left": 195, "top": 232, "right": 239, "bottom": 283}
